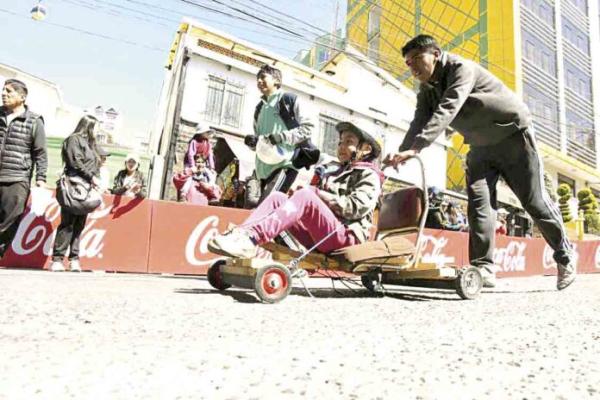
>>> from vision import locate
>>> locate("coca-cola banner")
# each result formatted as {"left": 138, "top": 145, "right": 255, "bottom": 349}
{"left": 0, "top": 189, "right": 151, "bottom": 273}
{"left": 1, "top": 189, "right": 599, "bottom": 277}
{"left": 421, "top": 229, "right": 545, "bottom": 277}
{"left": 146, "top": 201, "right": 250, "bottom": 274}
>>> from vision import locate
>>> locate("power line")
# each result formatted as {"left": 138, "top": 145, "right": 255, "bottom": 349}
{"left": 0, "top": 7, "right": 166, "bottom": 52}
{"left": 56, "top": 0, "right": 304, "bottom": 54}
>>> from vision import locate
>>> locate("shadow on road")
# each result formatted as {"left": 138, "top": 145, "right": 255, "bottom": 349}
{"left": 174, "top": 285, "right": 461, "bottom": 303}
{"left": 292, "top": 287, "right": 461, "bottom": 302}
{"left": 175, "top": 288, "right": 259, "bottom": 303}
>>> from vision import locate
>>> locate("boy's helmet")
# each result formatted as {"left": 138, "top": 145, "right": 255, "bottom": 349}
{"left": 335, "top": 121, "right": 383, "bottom": 158}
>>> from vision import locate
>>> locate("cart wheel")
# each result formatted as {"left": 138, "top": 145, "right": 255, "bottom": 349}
{"left": 361, "top": 270, "right": 383, "bottom": 294}
{"left": 255, "top": 264, "right": 292, "bottom": 303}
{"left": 207, "top": 260, "right": 231, "bottom": 291}
{"left": 455, "top": 266, "right": 483, "bottom": 300}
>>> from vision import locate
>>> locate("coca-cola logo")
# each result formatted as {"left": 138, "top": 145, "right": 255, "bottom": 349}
{"left": 185, "top": 216, "right": 272, "bottom": 267}
{"left": 11, "top": 193, "right": 110, "bottom": 259}
{"left": 420, "top": 234, "right": 455, "bottom": 267}
{"left": 185, "top": 216, "right": 221, "bottom": 266}
{"left": 492, "top": 241, "right": 526, "bottom": 272}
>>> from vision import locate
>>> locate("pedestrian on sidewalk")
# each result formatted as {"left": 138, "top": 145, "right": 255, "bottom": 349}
{"left": 50, "top": 115, "right": 101, "bottom": 272}
{"left": 384, "top": 34, "right": 575, "bottom": 290}
{"left": 0, "top": 79, "right": 47, "bottom": 259}
{"left": 243, "top": 65, "right": 317, "bottom": 204}
{"left": 209, "top": 121, "right": 383, "bottom": 267}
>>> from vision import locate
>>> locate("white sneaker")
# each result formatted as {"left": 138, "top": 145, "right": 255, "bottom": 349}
{"left": 50, "top": 261, "right": 65, "bottom": 272}
{"left": 479, "top": 266, "right": 496, "bottom": 288}
{"left": 70, "top": 259, "right": 82, "bottom": 272}
{"left": 556, "top": 262, "right": 576, "bottom": 290}
{"left": 208, "top": 229, "right": 257, "bottom": 258}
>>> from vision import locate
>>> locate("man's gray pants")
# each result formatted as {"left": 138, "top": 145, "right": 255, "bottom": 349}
{"left": 466, "top": 127, "right": 572, "bottom": 268}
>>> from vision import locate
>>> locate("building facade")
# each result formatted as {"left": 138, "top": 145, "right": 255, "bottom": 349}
{"left": 346, "top": 0, "right": 600, "bottom": 203}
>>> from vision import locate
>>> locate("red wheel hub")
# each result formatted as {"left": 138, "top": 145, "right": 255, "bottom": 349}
{"left": 261, "top": 268, "right": 288, "bottom": 296}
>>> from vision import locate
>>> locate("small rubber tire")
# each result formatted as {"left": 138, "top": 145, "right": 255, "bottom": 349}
{"left": 207, "top": 260, "right": 231, "bottom": 291}
{"left": 455, "top": 266, "right": 483, "bottom": 300}
{"left": 361, "top": 270, "right": 383, "bottom": 294}
{"left": 255, "top": 264, "right": 292, "bottom": 303}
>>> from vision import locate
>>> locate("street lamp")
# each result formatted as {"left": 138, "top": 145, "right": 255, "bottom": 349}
{"left": 30, "top": 1, "right": 47, "bottom": 21}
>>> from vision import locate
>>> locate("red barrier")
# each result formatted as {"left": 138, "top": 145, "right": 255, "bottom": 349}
{"left": 1, "top": 190, "right": 599, "bottom": 277}
{"left": 146, "top": 201, "right": 250, "bottom": 274}
{"left": 0, "top": 192, "right": 151, "bottom": 273}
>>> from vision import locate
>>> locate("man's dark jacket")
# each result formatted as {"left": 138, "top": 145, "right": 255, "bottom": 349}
{"left": 0, "top": 106, "right": 47, "bottom": 183}
{"left": 400, "top": 52, "right": 532, "bottom": 151}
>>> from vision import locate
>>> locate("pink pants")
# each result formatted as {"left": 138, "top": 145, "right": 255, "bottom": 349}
{"left": 242, "top": 187, "right": 358, "bottom": 253}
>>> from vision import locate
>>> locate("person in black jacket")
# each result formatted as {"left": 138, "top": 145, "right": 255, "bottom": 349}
{"left": 50, "top": 115, "right": 100, "bottom": 272}
{"left": 0, "top": 79, "right": 47, "bottom": 259}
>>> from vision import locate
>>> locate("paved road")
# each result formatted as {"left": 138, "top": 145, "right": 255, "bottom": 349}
{"left": 0, "top": 269, "right": 598, "bottom": 400}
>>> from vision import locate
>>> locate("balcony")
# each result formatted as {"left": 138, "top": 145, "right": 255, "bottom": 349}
{"left": 567, "top": 137, "right": 597, "bottom": 167}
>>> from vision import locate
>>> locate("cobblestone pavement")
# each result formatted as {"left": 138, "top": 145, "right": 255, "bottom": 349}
{"left": 0, "top": 268, "right": 598, "bottom": 400}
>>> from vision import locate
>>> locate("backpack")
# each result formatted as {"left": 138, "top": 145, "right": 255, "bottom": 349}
{"left": 254, "top": 93, "right": 320, "bottom": 169}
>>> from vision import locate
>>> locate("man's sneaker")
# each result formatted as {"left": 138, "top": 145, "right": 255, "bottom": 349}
{"left": 479, "top": 266, "right": 496, "bottom": 288}
{"left": 70, "top": 259, "right": 82, "bottom": 272}
{"left": 208, "top": 229, "right": 257, "bottom": 259}
{"left": 49, "top": 261, "right": 65, "bottom": 272}
{"left": 556, "top": 262, "right": 576, "bottom": 290}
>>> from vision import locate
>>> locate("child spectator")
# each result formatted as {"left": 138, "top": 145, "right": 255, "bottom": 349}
{"left": 209, "top": 121, "right": 382, "bottom": 262}
{"left": 173, "top": 154, "right": 221, "bottom": 205}
{"left": 111, "top": 153, "right": 146, "bottom": 198}
{"left": 184, "top": 124, "right": 215, "bottom": 170}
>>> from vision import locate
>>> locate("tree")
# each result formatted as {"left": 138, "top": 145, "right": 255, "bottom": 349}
{"left": 557, "top": 184, "right": 573, "bottom": 223}
{"left": 577, "top": 188, "right": 600, "bottom": 234}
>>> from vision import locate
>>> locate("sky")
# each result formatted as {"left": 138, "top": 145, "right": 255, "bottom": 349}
{"left": 0, "top": 0, "right": 344, "bottom": 144}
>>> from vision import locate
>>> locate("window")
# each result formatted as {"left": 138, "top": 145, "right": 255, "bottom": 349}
{"left": 367, "top": 2, "right": 381, "bottom": 63}
{"left": 563, "top": 62, "right": 592, "bottom": 99}
{"left": 568, "top": 0, "right": 588, "bottom": 14}
{"left": 522, "top": 0, "right": 554, "bottom": 26}
{"left": 318, "top": 115, "right": 340, "bottom": 157}
{"left": 204, "top": 75, "right": 245, "bottom": 128}
{"left": 367, "top": 3, "right": 381, "bottom": 39}
{"left": 521, "top": 29, "right": 557, "bottom": 76}
{"left": 565, "top": 108, "right": 595, "bottom": 148}
{"left": 523, "top": 83, "right": 558, "bottom": 129}
{"left": 562, "top": 17, "right": 590, "bottom": 54}
{"left": 558, "top": 174, "right": 576, "bottom": 197}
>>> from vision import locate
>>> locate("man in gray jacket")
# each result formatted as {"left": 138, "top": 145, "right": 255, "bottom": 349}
{"left": 0, "top": 79, "right": 47, "bottom": 258}
{"left": 385, "top": 35, "right": 575, "bottom": 290}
